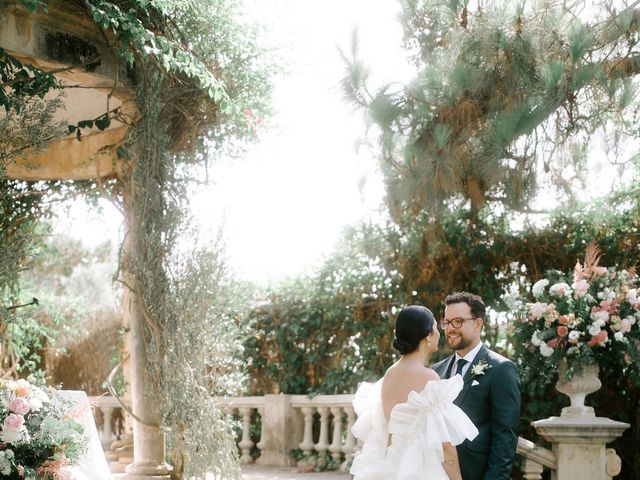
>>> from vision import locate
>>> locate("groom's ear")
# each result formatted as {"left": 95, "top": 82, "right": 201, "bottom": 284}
{"left": 474, "top": 317, "right": 484, "bottom": 330}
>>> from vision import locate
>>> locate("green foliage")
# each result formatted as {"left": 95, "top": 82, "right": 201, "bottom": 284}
{"left": 18, "top": 0, "right": 48, "bottom": 13}
{"left": 0, "top": 49, "right": 59, "bottom": 114}
{"left": 0, "top": 50, "right": 65, "bottom": 166}
{"left": 85, "top": 0, "right": 228, "bottom": 105}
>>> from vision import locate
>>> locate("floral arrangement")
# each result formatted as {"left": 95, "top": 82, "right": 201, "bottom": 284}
{"left": 507, "top": 244, "right": 640, "bottom": 384}
{"left": 0, "top": 379, "right": 86, "bottom": 479}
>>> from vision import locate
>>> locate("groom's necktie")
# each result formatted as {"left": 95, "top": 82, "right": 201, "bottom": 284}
{"left": 454, "top": 359, "right": 468, "bottom": 377}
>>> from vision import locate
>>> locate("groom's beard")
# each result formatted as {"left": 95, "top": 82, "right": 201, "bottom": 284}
{"left": 446, "top": 332, "right": 471, "bottom": 351}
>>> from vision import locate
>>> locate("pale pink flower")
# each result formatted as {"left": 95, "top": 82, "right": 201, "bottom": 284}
{"left": 529, "top": 302, "right": 549, "bottom": 320}
{"left": 4, "top": 414, "right": 25, "bottom": 431}
{"left": 17, "top": 466, "right": 24, "bottom": 477}
{"left": 8, "top": 397, "right": 30, "bottom": 416}
{"left": 590, "top": 309, "right": 609, "bottom": 323}
{"left": 572, "top": 279, "right": 590, "bottom": 298}
{"left": 620, "top": 318, "right": 632, "bottom": 333}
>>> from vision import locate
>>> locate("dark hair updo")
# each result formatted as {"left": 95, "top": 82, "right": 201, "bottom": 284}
{"left": 392, "top": 305, "right": 436, "bottom": 355}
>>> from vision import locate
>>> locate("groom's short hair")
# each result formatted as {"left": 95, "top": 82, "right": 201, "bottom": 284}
{"left": 444, "top": 291, "right": 486, "bottom": 320}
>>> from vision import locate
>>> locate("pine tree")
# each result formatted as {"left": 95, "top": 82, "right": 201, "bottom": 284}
{"left": 343, "top": 0, "right": 640, "bottom": 224}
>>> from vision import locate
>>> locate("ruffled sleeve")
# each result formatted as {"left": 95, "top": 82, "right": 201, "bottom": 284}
{"left": 387, "top": 376, "right": 478, "bottom": 477}
{"left": 350, "top": 380, "right": 395, "bottom": 480}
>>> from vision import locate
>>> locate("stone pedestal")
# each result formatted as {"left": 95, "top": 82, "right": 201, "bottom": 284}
{"left": 256, "top": 395, "right": 299, "bottom": 467}
{"left": 532, "top": 414, "right": 628, "bottom": 480}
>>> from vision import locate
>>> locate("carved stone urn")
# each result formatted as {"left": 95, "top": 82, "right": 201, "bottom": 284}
{"left": 555, "top": 359, "right": 601, "bottom": 417}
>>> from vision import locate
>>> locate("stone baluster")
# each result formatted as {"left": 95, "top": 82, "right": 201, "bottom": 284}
{"left": 329, "top": 407, "right": 344, "bottom": 461}
{"left": 315, "top": 407, "right": 330, "bottom": 454}
{"left": 342, "top": 406, "right": 356, "bottom": 461}
{"left": 100, "top": 406, "right": 115, "bottom": 447}
{"left": 299, "top": 406, "right": 315, "bottom": 455}
{"left": 256, "top": 406, "right": 266, "bottom": 453}
{"left": 238, "top": 407, "right": 255, "bottom": 464}
{"left": 521, "top": 458, "right": 544, "bottom": 480}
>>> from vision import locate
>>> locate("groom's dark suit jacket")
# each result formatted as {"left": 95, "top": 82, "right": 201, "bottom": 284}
{"left": 432, "top": 345, "right": 520, "bottom": 480}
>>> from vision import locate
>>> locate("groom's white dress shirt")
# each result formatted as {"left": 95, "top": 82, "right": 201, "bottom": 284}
{"left": 453, "top": 341, "right": 483, "bottom": 378}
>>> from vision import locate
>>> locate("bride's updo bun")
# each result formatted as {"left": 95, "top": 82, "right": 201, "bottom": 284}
{"left": 392, "top": 305, "right": 436, "bottom": 355}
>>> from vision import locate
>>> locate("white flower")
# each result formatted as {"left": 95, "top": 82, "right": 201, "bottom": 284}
{"left": 589, "top": 322, "right": 603, "bottom": 336}
{"left": 529, "top": 302, "right": 549, "bottom": 320}
{"left": 549, "top": 282, "right": 571, "bottom": 298}
{"left": 27, "top": 387, "right": 49, "bottom": 412}
{"left": 471, "top": 360, "right": 492, "bottom": 376}
{"left": 626, "top": 288, "right": 638, "bottom": 304}
{"left": 572, "top": 279, "right": 590, "bottom": 298}
{"left": 584, "top": 293, "right": 597, "bottom": 304}
{"left": 597, "top": 291, "right": 605, "bottom": 300}
{"left": 568, "top": 330, "right": 582, "bottom": 341}
{"left": 590, "top": 310, "right": 609, "bottom": 323}
{"left": 539, "top": 342, "right": 554, "bottom": 357}
{"left": 0, "top": 428, "right": 29, "bottom": 445}
{"left": 614, "top": 332, "right": 627, "bottom": 343}
{"left": 532, "top": 279, "right": 549, "bottom": 298}
{"left": 531, "top": 330, "right": 543, "bottom": 346}
{"left": 0, "top": 453, "right": 10, "bottom": 475}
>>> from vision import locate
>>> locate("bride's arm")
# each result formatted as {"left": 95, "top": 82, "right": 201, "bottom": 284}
{"left": 441, "top": 442, "right": 462, "bottom": 480}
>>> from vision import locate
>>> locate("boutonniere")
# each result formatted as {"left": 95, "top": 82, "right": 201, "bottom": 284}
{"left": 470, "top": 360, "right": 492, "bottom": 377}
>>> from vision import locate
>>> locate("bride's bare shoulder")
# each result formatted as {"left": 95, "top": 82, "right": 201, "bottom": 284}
{"left": 424, "top": 367, "right": 441, "bottom": 381}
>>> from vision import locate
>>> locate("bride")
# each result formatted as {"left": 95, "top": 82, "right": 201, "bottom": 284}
{"left": 350, "top": 305, "right": 478, "bottom": 480}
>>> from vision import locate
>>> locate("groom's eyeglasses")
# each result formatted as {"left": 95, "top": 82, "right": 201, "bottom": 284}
{"left": 440, "top": 317, "right": 475, "bottom": 329}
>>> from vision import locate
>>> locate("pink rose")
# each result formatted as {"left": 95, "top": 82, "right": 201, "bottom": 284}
{"left": 557, "top": 326, "right": 569, "bottom": 337}
{"left": 547, "top": 337, "right": 563, "bottom": 349}
{"left": 597, "top": 330, "right": 609, "bottom": 344}
{"left": 4, "top": 413, "right": 25, "bottom": 431}
{"left": 558, "top": 315, "right": 570, "bottom": 325}
{"left": 8, "top": 397, "right": 30, "bottom": 416}
{"left": 588, "top": 330, "right": 608, "bottom": 347}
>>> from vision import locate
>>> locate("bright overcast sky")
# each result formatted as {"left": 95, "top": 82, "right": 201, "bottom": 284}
{"left": 59, "top": 0, "right": 412, "bottom": 285}
{"left": 188, "top": 0, "right": 412, "bottom": 283}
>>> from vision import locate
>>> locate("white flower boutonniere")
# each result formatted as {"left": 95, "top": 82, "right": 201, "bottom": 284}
{"left": 471, "top": 360, "right": 492, "bottom": 377}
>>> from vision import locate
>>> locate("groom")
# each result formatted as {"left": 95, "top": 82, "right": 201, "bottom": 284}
{"left": 432, "top": 292, "right": 520, "bottom": 480}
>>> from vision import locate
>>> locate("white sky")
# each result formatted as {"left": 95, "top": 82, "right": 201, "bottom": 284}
{"left": 188, "top": 0, "right": 413, "bottom": 283}
{"left": 58, "top": 1, "right": 412, "bottom": 285}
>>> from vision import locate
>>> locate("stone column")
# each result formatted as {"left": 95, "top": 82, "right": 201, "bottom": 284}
{"left": 532, "top": 411, "right": 628, "bottom": 480}
{"left": 256, "top": 394, "right": 298, "bottom": 467}
{"left": 122, "top": 188, "right": 172, "bottom": 480}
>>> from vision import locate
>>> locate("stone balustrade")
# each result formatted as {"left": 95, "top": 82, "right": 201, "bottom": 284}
{"left": 90, "top": 393, "right": 626, "bottom": 479}
{"left": 90, "top": 395, "right": 127, "bottom": 449}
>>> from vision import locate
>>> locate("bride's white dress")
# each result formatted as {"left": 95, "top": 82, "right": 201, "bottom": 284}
{"left": 350, "top": 375, "right": 478, "bottom": 480}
